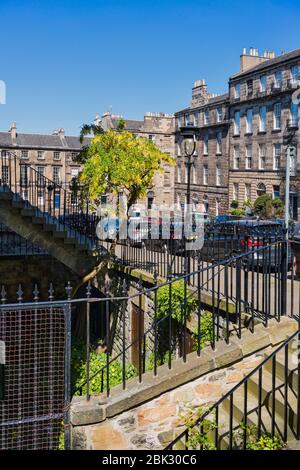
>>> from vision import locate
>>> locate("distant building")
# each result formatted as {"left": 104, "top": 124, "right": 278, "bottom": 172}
{"left": 175, "top": 47, "right": 300, "bottom": 219}
{"left": 0, "top": 123, "right": 84, "bottom": 192}
{"left": 175, "top": 82, "right": 229, "bottom": 217}
{"left": 229, "top": 47, "right": 300, "bottom": 219}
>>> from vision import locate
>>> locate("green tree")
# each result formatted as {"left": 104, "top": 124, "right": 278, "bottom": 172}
{"left": 79, "top": 129, "right": 175, "bottom": 215}
{"left": 73, "top": 128, "right": 175, "bottom": 292}
{"left": 254, "top": 194, "right": 274, "bottom": 219}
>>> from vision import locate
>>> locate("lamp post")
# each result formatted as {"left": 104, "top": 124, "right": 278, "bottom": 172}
{"left": 179, "top": 125, "right": 198, "bottom": 276}
{"left": 283, "top": 119, "right": 298, "bottom": 238}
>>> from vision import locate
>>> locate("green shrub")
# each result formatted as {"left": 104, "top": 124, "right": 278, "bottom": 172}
{"left": 191, "top": 312, "right": 214, "bottom": 350}
{"left": 179, "top": 404, "right": 217, "bottom": 450}
{"left": 233, "top": 424, "right": 284, "bottom": 450}
{"left": 71, "top": 339, "right": 136, "bottom": 396}
{"left": 156, "top": 280, "right": 197, "bottom": 324}
{"left": 230, "top": 208, "right": 245, "bottom": 217}
{"left": 254, "top": 194, "right": 273, "bottom": 219}
{"left": 230, "top": 199, "right": 239, "bottom": 209}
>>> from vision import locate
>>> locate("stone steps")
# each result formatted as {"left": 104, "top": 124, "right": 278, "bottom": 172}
{"left": 0, "top": 188, "right": 97, "bottom": 274}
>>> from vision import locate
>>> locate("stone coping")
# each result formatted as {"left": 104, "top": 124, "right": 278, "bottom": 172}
{"left": 70, "top": 316, "right": 298, "bottom": 428}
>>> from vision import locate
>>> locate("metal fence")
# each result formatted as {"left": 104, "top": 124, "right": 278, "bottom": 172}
{"left": 165, "top": 328, "right": 300, "bottom": 450}
{"left": 0, "top": 296, "right": 71, "bottom": 450}
{"left": 0, "top": 240, "right": 297, "bottom": 449}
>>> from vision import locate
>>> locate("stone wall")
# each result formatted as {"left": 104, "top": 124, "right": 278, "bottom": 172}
{"left": 70, "top": 317, "right": 299, "bottom": 450}
{"left": 78, "top": 352, "right": 263, "bottom": 450}
{"left": 0, "top": 255, "right": 79, "bottom": 302}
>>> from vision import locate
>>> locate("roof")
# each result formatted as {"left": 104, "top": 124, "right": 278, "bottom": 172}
{"left": 0, "top": 132, "right": 90, "bottom": 150}
{"left": 230, "top": 48, "right": 300, "bottom": 80}
{"left": 175, "top": 93, "right": 229, "bottom": 115}
{"left": 111, "top": 118, "right": 143, "bottom": 131}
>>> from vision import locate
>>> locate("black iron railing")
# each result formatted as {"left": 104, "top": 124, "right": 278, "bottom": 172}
{"left": 0, "top": 151, "right": 97, "bottom": 248}
{"left": 0, "top": 240, "right": 298, "bottom": 450}
{"left": 165, "top": 327, "right": 300, "bottom": 450}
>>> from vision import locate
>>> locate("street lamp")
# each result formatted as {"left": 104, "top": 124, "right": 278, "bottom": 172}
{"left": 283, "top": 120, "right": 298, "bottom": 236}
{"left": 179, "top": 125, "right": 198, "bottom": 277}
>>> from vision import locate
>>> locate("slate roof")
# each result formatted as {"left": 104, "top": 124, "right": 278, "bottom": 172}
{"left": 0, "top": 132, "right": 90, "bottom": 150}
{"left": 111, "top": 118, "right": 143, "bottom": 131}
{"left": 230, "top": 48, "right": 300, "bottom": 80}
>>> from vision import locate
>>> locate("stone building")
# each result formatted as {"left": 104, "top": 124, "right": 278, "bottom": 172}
{"left": 175, "top": 47, "right": 300, "bottom": 219}
{"left": 97, "top": 111, "right": 175, "bottom": 210}
{"left": 0, "top": 122, "right": 84, "bottom": 191}
{"left": 229, "top": 47, "right": 300, "bottom": 218}
{"left": 175, "top": 81, "right": 229, "bottom": 217}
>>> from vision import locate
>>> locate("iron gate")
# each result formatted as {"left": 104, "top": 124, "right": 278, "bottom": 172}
{"left": 0, "top": 301, "right": 71, "bottom": 450}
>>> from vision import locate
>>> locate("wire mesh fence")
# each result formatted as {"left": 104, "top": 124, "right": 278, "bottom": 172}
{"left": 0, "top": 305, "right": 69, "bottom": 450}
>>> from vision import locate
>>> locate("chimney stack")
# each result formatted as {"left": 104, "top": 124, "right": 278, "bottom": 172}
{"left": 191, "top": 79, "right": 209, "bottom": 108}
{"left": 240, "top": 47, "right": 275, "bottom": 72}
{"left": 9, "top": 122, "right": 17, "bottom": 144}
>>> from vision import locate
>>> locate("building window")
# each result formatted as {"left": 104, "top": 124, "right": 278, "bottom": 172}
{"left": 36, "top": 166, "right": 45, "bottom": 187}
{"left": 290, "top": 101, "right": 299, "bottom": 127}
{"left": 259, "top": 144, "right": 266, "bottom": 170}
{"left": 246, "top": 109, "right": 253, "bottom": 133}
{"left": 203, "top": 135, "right": 208, "bottom": 155}
{"left": 164, "top": 172, "right": 171, "bottom": 186}
{"left": 259, "top": 106, "right": 267, "bottom": 132}
{"left": 273, "top": 103, "right": 281, "bottom": 130}
{"left": 216, "top": 166, "right": 221, "bottom": 186}
{"left": 194, "top": 112, "right": 200, "bottom": 125}
{"left": 52, "top": 166, "right": 60, "bottom": 185}
{"left": 53, "top": 151, "right": 61, "bottom": 161}
{"left": 101, "top": 194, "right": 108, "bottom": 207}
{"left": 148, "top": 134, "right": 155, "bottom": 141}
{"left": 177, "top": 165, "right": 182, "bottom": 183}
{"left": 273, "top": 185, "right": 280, "bottom": 199}
{"left": 177, "top": 116, "right": 182, "bottom": 128}
{"left": 274, "top": 70, "right": 282, "bottom": 89}
{"left": 233, "top": 146, "right": 240, "bottom": 169}
{"left": 291, "top": 65, "right": 300, "bottom": 84}
{"left": 246, "top": 79, "right": 253, "bottom": 96}
{"left": 21, "top": 150, "right": 29, "bottom": 160}
{"left": 37, "top": 150, "right": 45, "bottom": 160}
{"left": 71, "top": 167, "right": 79, "bottom": 179}
{"left": 215, "top": 198, "right": 220, "bottom": 216}
{"left": 20, "top": 165, "right": 28, "bottom": 187}
{"left": 177, "top": 142, "right": 181, "bottom": 156}
{"left": 245, "top": 183, "right": 251, "bottom": 201}
{"left": 216, "top": 132, "right": 222, "bottom": 154}
{"left": 203, "top": 165, "right": 208, "bottom": 185}
{"left": 216, "top": 108, "right": 222, "bottom": 123}
{"left": 191, "top": 165, "right": 196, "bottom": 184}
{"left": 37, "top": 190, "right": 44, "bottom": 207}
{"left": 71, "top": 152, "right": 78, "bottom": 161}
{"left": 234, "top": 111, "right": 240, "bottom": 135}
{"left": 257, "top": 183, "right": 266, "bottom": 197}
{"left": 1, "top": 165, "right": 9, "bottom": 184}
{"left": 260, "top": 75, "right": 267, "bottom": 92}
{"left": 203, "top": 110, "right": 209, "bottom": 125}
{"left": 184, "top": 164, "right": 188, "bottom": 184}
{"left": 273, "top": 144, "right": 281, "bottom": 170}
{"left": 245, "top": 145, "right": 252, "bottom": 170}
{"left": 233, "top": 182, "right": 239, "bottom": 201}
{"left": 234, "top": 83, "right": 240, "bottom": 99}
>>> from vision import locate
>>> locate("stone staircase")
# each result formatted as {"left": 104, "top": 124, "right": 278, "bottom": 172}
{"left": 211, "top": 337, "right": 300, "bottom": 450}
{"left": 0, "top": 187, "right": 101, "bottom": 275}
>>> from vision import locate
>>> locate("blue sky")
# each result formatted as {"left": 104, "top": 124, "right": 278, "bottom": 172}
{"left": 0, "top": 0, "right": 300, "bottom": 135}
